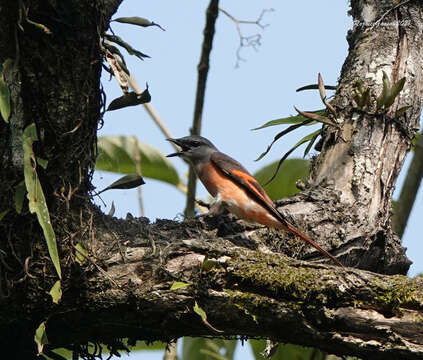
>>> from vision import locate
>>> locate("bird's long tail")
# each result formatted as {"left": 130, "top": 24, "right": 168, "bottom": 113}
{"left": 284, "top": 223, "right": 343, "bottom": 267}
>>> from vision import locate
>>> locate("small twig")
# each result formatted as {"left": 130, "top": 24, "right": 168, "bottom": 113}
{"left": 219, "top": 8, "right": 274, "bottom": 67}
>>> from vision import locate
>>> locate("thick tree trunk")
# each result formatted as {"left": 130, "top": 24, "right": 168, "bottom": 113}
{"left": 0, "top": 0, "right": 422, "bottom": 359}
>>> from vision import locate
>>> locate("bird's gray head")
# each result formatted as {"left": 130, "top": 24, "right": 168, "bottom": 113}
{"left": 166, "top": 135, "right": 218, "bottom": 164}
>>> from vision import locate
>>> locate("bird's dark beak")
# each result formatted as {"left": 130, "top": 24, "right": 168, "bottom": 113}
{"left": 166, "top": 138, "right": 184, "bottom": 157}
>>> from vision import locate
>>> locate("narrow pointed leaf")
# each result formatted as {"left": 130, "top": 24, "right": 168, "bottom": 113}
{"left": 107, "top": 89, "right": 151, "bottom": 111}
{"left": 49, "top": 280, "right": 62, "bottom": 304}
{"left": 97, "top": 174, "right": 145, "bottom": 195}
{"left": 303, "top": 129, "right": 321, "bottom": 157}
{"left": 252, "top": 110, "right": 324, "bottom": 130}
{"left": 385, "top": 77, "right": 406, "bottom": 109}
{"left": 255, "top": 119, "right": 314, "bottom": 161}
{"left": 108, "top": 201, "right": 116, "bottom": 217}
{"left": 96, "top": 136, "right": 180, "bottom": 186}
{"left": 113, "top": 16, "right": 165, "bottom": 31}
{"left": 0, "top": 210, "right": 8, "bottom": 222}
{"left": 294, "top": 107, "right": 338, "bottom": 127}
{"left": 0, "top": 60, "right": 11, "bottom": 123}
{"left": 377, "top": 71, "right": 391, "bottom": 110}
{"left": 104, "top": 34, "right": 150, "bottom": 60}
{"left": 23, "top": 124, "right": 61, "bottom": 279}
{"left": 14, "top": 181, "right": 26, "bottom": 214}
{"left": 194, "top": 302, "right": 223, "bottom": 333}
{"left": 263, "top": 129, "right": 321, "bottom": 185}
{"left": 296, "top": 84, "right": 337, "bottom": 92}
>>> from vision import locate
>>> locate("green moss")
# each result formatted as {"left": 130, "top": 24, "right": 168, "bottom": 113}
{"left": 371, "top": 276, "right": 422, "bottom": 312}
{"left": 226, "top": 251, "right": 341, "bottom": 307}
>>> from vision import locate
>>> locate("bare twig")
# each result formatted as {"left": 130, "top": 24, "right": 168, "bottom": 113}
{"left": 219, "top": 8, "right": 274, "bottom": 67}
{"left": 185, "top": 0, "right": 220, "bottom": 217}
{"left": 393, "top": 131, "right": 423, "bottom": 238}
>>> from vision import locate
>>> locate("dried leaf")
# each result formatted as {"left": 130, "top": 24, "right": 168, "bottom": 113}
{"left": 107, "top": 88, "right": 151, "bottom": 111}
{"left": 108, "top": 201, "right": 116, "bottom": 217}
{"left": 294, "top": 107, "right": 338, "bottom": 127}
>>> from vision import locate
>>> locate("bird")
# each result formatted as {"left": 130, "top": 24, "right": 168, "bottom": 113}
{"left": 167, "top": 135, "right": 343, "bottom": 267}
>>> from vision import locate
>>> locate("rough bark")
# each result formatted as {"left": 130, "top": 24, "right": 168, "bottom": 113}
{"left": 0, "top": 0, "right": 423, "bottom": 360}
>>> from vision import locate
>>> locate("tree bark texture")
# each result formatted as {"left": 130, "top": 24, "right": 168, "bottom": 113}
{"left": 0, "top": 0, "right": 422, "bottom": 359}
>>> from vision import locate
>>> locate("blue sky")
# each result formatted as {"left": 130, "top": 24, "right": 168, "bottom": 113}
{"left": 93, "top": 1, "right": 422, "bottom": 357}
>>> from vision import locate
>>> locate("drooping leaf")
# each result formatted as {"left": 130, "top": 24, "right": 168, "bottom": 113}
{"left": 0, "top": 59, "right": 12, "bottom": 123}
{"left": 107, "top": 88, "right": 151, "bottom": 111}
{"left": 113, "top": 16, "right": 165, "bottom": 31}
{"left": 34, "top": 322, "right": 48, "bottom": 355}
{"left": 170, "top": 281, "right": 190, "bottom": 290}
{"left": 254, "top": 159, "right": 309, "bottom": 200}
{"left": 182, "top": 338, "right": 237, "bottom": 360}
{"left": 263, "top": 129, "right": 321, "bottom": 186}
{"left": 104, "top": 34, "right": 150, "bottom": 60}
{"left": 96, "top": 136, "right": 180, "bottom": 186}
{"left": 193, "top": 302, "right": 223, "bottom": 333}
{"left": 49, "top": 280, "right": 62, "bottom": 304}
{"left": 255, "top": 119, "right": 314, "bottom": 161}
{"left": 23, "top": 123, "right": 61, "bottom": 279}
{"left": 97, "top": 174, "right": 145, "bottom": 195}
{"left": 252, "top": 110, "right": 324, "bottom": 130}
{"left": 294, "top": 107, "right": 338, "bottom": 127}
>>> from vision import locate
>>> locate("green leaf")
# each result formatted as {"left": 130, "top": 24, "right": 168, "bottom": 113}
{"left": 0, "top": 60, "right": 11, "bottom": 123}
{"left": 74, "top": 243, "right": 87, "bottom": 265}
{"left": 193, "top": 302, "right": 223, "bottom": 333}
{"left": 255, "top": 119, "right": 314, "bottom": 161}
{"left": 49, "top": 280, "right": 62, "bottom": 304}
{"left": 263, "top": 129, "right": 321, "bottom": 186}
{"left": 294, "top": 107, "right": 338, "bottom": 127}
{"left": 385, "top": 77, "right": 406, "bottom": 108}
{"left": 395, "top": 105, "right": 411, "bottom": 118}
{"left": 252, "top": 110, "right": 324, "bottom": 130}
{"left": 97, "top": 174, "right": 145, "bottom": 195}
{"left": 23, "top": 123, "right": 61, "bottom": 279}
{"left": 182, "top": 338, "right": 237, "bottom": 360}
{"left": 37, "top": 157, "right": 48, "bottom": 169}
{"left": 104, "top": 34, "right": 150, "bottom": 60}
{"left": 170, "top": 281, "right": 190, "bottom": 290}
{"left": 0, "top": 210, "right": 8, "bottom": 222}
{"left": 254, "top": 159, "right": 309, "bottom": 200}
{"left": 34, "top": 322, "right": 48, "bottom": 355}
{"left": 15, "top": 180, "right": 26, "bottom": 214}
{"left": 113, "top": 16, "right": 165, "bottom": 31}
{"left": 96, "top": 136, "right": 180, "bottom": 186}
{"left": 377, "top": 71, "right": 391, "bottom": 110}
{"left": 107, "top": 88, "right": 151, "bottom": 111}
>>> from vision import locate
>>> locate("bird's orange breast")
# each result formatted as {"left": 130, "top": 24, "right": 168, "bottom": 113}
{"left": 196, "top": 162, "right": 280, "bottom": 227}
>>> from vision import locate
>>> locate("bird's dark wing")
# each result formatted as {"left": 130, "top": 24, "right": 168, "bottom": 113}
{"left": 210, "top": 152, "right": 289, "bottom": 227}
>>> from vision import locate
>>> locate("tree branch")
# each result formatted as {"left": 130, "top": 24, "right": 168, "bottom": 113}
{"left": 36, "top": 211, "right": 423, "bottom": 360}
{"left": 185, "top": 0, "right": 219, "bottom": 217}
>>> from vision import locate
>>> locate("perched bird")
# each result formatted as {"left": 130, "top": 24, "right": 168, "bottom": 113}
{"left": 167, "top": 135, "right": 342, "bottom": 267}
